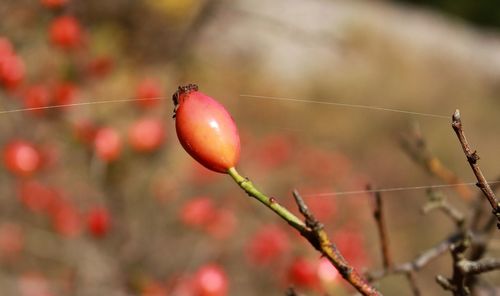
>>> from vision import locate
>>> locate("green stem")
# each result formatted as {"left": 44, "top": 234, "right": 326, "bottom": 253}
{"left": 227, "top": 167, "right": 306, "bottom": 230}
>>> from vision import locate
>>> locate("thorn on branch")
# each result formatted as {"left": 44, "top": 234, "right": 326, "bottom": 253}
{"left": 292, "top": 189, "right": 318, "bottom": 229}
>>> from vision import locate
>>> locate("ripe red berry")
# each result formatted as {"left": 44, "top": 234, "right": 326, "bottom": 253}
{"left": 246, "top": 225, "right": 290, "bottom": 266}
{"left": 86, "top": 206, "right": 111, "bottom": 238}
{"left": 51, "top": 203, "right": 82, "bottom": 238}
{"left": 49, "top": 16, "right": 83, "bottom": 50}
{"left": 317, "top": 257, "right": 339, "bottom": 285}
{"left": 255, "top": 134, "right": 293, "bottom": 169}
{"left": 53, "top": 81, "right": 78, "bottom": 106}
{"left": 93, "top": 127, "right": 121, "bottom": 162}
{"left": 173, "top": 84, "right": 240, "bottom": 173}
{"left": 287, "top": 257, "right": 319, "bottom": 290}
{"left": 136, "top": 78, "right": 162, "bottom": 108}
{"left": 128, "top": 117, "right": 165, "bottom": 153}
{"left": 17, "top": 180, "right": 57, "bottom": 213}
{"left": 40, "top": 0, "right": 67, "bottom": 9}
{"left": 3, "top": 140, "right": 41, "bottom": 177}
{"left": 194, "top": 264, "right": 228, "bottom": 296}
{"left": 87, "top": 55, "right": 114, "bottom": 78}
{"left": 0, "top": 53, "right": 25, "bottom": 90}
{"left": 205, "top": 208, "right": 236, "bottom": 239}
{"left": 180, "top": 196, "right": 216, "bottom": 228}
{"left": 0, "top": 38, "right": 25, "bottom": 90}
{"left": 23, "top": 85, "right": 51, "bottom": 116}
{"left": 72, "top": 118, "right": 98, "bottom": 144}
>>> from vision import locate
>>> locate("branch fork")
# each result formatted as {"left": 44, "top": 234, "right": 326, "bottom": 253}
{"left": 227, "top": 167, "right": 381, "bottom": 295}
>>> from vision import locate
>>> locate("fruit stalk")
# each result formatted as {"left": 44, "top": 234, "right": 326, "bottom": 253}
{"left": 227, "top": 167, "right": 307, "bottom": 231}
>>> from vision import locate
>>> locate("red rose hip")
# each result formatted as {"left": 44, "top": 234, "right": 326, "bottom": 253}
{"left": 173, "top": 84, "right": 240, "bottom": 173}
{"left": 49, "top": 15, "right": 83, "bottom": 50}
{"left": 87, "top": 206, "right": 111, "bottom": 238}
{"left": 128, "top": 117, "right": 165, "bottom": 153}
{"left": 3, "top": 140, "right": 41, "bottom": 177}
{"left": 93, "top": 127, "right": 121, "bottom": 162}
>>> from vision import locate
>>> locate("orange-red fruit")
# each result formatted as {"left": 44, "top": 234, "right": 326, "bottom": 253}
{"left": 53, "top": 81, "right": 78, "bottom": 106}
{"left": 287, "top": 257, "right": 319, "bottom": 290}
{"left": 93, "top": 127, "right": 121, "bottom": 162}
{"left": 180, "top": 196, "right": 216, "bottom": 228}
{"left": 3, "top": 140, "right": 41, "bottom": 177}
{"left": 51, "top": 203, "right": 82, "bottom": 237}
{"left": 23, "top": 85, "right": 51, "bottom": 116}
{"left": 194, "top": 264, "right": 228, "bottom": 296}
{"left": 87, "top": 55, "right": 114, "bottom": 78}
{"left": 317, "top": 257, "right": 339, "bottom": 284}
{"left": 128, "top": 117, "right": 165, "bottom": 153}
{"left": 41, "top": 0, "right": 67, "bottom": 9}
{"left": 0, "top": 38, "right": 25, "bottom": 90}
{"left": 87, "top": 206, "right": 111, "bottom": 238}
{"left": 49, "top": 16, "right": 83, "bottom": 50}
{"left": 173, "top": 84, "right": 240, "bottom": 173}
{"left": 0, "top": 53, "right": 25, "bottom": 90}
{"left": 136, "top": 78, "right": 162, "bottom": 108}
{"left": 17, "top": 180, "right": 57, "bottom": 213}
{"left": 72, "top": 118, "right": 98, "bottom": 144}
{"left": 246, "top": 225, "right": 290, "bottom": 266}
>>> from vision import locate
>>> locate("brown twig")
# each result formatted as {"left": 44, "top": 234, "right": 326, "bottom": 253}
{"left": 369, "top": 186, "right": 393, "bottom": 269}
{"left": 470, "top": 175, "right": 500, "bottom": 231}
{"left": 451, "top": 110, "right": 500, "bottom": 228}
{"left": 285, "top": 287, "right": 301, "bottom": 296}
{"left": 228, "top": 169, "right": 381, "bottom": 295}
{"left": 292, "top": 190, "right": 381, "bottom": 296}
{"left": 367, "top": 232, "right": 463, "bottom": 281}
{"left": 406, "top": 271, "right": 422, "bottom": 296}
{"left": 400, "top": 122, "right": 473, "bottom": 200}
{"left": 458, "top": 258, "right": 500, "bottom": 275}
{"left": 449, "top": 238, "right": 471, "bottom": 296}
{"left": 465, "top": 178, "right": 500, "bottom": 293}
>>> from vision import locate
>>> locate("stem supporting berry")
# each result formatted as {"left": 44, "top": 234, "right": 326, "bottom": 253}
{"left": 227, "top": 167, "right": 306, "bottom": 229}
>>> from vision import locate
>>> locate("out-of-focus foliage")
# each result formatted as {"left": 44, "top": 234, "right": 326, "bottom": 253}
{"left": 393, "top": 0, "right": 500, "bottom": 29}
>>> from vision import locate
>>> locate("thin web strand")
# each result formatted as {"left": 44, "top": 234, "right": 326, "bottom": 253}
{"left": 303, "top": 181, "right": 500, "bottom": 197}
{"left": 0, "top": 97, "right": 167, "bottom": 115}
{"left": 240, "top": 94, "right": 450, "bottom": 119}
{"left": 0, "top": 93, "right": 450, "bottom": 120}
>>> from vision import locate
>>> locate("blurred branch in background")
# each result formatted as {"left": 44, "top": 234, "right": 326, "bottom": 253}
{"left": 369, "top": 186, "right": 393, "bottom": 270}
{"left": 400, "top": 122, "right": 473, "bottom": 201}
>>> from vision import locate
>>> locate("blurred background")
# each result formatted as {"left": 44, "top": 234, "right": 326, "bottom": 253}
{"left": 0, "top": 0, "right": 499, "bottom": 295}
